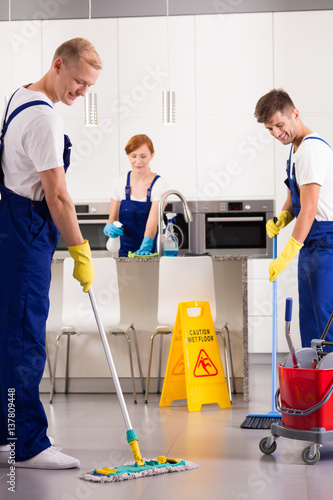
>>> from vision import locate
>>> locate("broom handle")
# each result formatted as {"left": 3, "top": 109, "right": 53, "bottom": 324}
{"left": 271, "top": 234, "right": 278, "bottom": 412}
{"left": 88, "top": 287, "right": 133, "bottom": 432}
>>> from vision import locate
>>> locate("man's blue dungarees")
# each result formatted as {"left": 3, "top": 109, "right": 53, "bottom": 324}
{"left": 0, "top": 91, "right": 71, "bottom": 461}
{"left": 118, "top": 171, "right": 160, "bottom": 256}
{"left": 286, "top": 137, "right": 333, "bottom": 348}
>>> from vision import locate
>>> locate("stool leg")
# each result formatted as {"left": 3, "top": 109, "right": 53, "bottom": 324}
{"left": 223, "top": 323, "right": 236, "bottom": 394}
{"left": 123, "top": 331, "right": 137, "bottom": 404}
{"left": 216, "top": 331, "right": 232, "bottom": 403}
{"left": 145, "top": 331, "right": 160, "bottom": 404}
{"left": 50, "top": 332, "right": 65, "bottom": 403}
{"left": 129, "top": 324, "right": 145, "bottom": 394}
{"left": 157, "top": 333, "right": 163, "bottom": 394}
{"left": 65, "top": 334, "right": 71, "bottom": 394}
{"left": 45, "top": 336, "right": 53, "bottom": 384}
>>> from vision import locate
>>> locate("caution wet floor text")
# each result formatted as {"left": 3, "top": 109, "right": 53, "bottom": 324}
{"left": 159, "top": 301, "right": 231, "bottom": 412}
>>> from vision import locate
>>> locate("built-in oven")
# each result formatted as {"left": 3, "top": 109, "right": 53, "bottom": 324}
{"left": 172, "top": 199, "right": 274, "bottom": 258}
{"left": 55, "top": 202, "right": 110, "bottom": 258}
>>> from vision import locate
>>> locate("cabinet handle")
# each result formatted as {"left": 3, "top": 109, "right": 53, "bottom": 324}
{"left": 77, "top": 219, "right": 109, "bottom": 224}
{"left": 206, "top": 216, "right": 264, "bottom": 222}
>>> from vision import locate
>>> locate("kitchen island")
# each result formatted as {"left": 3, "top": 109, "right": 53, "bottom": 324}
{"left": 48, "top": 255, "right": 249, "bottom": 401}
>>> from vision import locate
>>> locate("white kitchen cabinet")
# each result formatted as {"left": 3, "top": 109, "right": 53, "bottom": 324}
{"left": 41, "top": 19, "right": 118, "bottom": 122}
{"left": 40, "top": 19, "right": 119, "bottom": 201}
{"left": 116, "top": 15, "right": 197, "bottom": 198}
{"left": 195, "top": 13, "right": 273, "bottom": 117}
{"left": 196, "top": 115, "right": 275, "bottom": 199}
{"left": 194, "top": 12, "right": 275, "bottom": 199}
{"left": 248, "top": 278, "right": 272, "bottom": 317}
{"left": 41, "top": 19, "right": 89, "bottom": 122}
{"left": 118, "top": 117, "right": 197, "bottom": 199}
{"left": 64, "top": 117, "right": 119, "bottom": 202}
{"left": 248, "top": 259, "right": 272, "bottom": 353}
{"left": 117, "top": 16, "right": 195, "bottom": 120}
{"left": 0, "top": 20, "right": 42, "bottom": 118}
{"left": 248, "top": 316, "right": 273, "bottom": 353}
{"left": 274, "top": 10, "right": 333, "bottom": 115}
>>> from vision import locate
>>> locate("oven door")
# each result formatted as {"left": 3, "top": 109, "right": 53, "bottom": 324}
{"left": 205, "top": 212, "right": 271, "bottom": 257}
{"left": 55, "top": 216, "right": 109, "bottom": 258}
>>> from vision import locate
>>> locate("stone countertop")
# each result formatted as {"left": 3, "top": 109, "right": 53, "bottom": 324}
{"left": 117, "top": 254, "right": 248, "bottom": 263}
{"left": 53, "top": 254, "right": 248, "bottom": 264}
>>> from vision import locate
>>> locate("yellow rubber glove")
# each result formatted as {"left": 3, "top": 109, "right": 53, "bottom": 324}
{"left": 266, "top": 211, "right": 292, "bottom": 239}
{"left": 269, "top": 236, "right": 303, "bottom": 282}
{"left": 67, "top": 239, "right": 94, "bottom": 292}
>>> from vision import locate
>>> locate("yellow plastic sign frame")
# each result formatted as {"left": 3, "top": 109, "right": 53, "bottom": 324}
{"left": 160, "top": 300, "right": 231, "bottom": 412}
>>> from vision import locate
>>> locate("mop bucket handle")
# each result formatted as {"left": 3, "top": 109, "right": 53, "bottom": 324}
{"left": 275, "top": 384, "right": 333, "bottom": 417}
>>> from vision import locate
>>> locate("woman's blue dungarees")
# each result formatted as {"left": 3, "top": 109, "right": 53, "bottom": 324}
{"left": 286, "top": 137, "right": 333, "bottom": 348}
{"left": 0, "top": 91, "right": 72, "bottom": 460}
{"left": 118, "top": 171, "right": 160, "bottom": 256}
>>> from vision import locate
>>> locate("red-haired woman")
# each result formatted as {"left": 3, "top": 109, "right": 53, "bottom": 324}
{"left": 104, "top": 135, "right": 168, "bottom": 256}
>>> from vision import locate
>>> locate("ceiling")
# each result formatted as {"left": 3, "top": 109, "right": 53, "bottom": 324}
{"left": 0, "top": 0, "right": 332, "bottom": 22}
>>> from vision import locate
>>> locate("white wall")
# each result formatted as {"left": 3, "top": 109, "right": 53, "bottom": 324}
{"left": 1, "top": 10, "right": 333, "bottom": 362}
{"left": 0, "top": 13, "right": 275, "bottom": 202}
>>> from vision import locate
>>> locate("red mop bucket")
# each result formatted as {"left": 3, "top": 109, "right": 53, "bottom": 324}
{"left": 276, "top": 364, "right": 333, "bottom": 430}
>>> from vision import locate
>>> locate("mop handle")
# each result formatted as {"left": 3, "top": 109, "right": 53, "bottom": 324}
{"left": 271, "top": 233, "right": 278, "bottom": 412}
{"left": 285, "top": 297, "right": 299, "bottom": 368}
{"left": 88, "top": 287, "right": 133, "bottom": 432}
{"left": 321, "top": 310, "right": 333, "bottom": 340}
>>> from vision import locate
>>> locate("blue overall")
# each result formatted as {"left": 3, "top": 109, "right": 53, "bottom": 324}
{"left": 0, "top": 92, "right": 71, "bottom": 461}
{"left": 118, "top": 171, "right": 160, "bottom": 256}
{"left": 285, "top": 137, "right": 333, "bottom": 348}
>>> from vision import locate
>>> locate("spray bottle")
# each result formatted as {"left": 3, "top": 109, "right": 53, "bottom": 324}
{"left": 106, "top": 221, "right": 123, "bottom": 257}
{"left": 164, "top": 213, "right": 179, "bottom": 257}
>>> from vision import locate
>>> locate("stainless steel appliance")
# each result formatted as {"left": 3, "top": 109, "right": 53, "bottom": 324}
{"left": 54, "top": 199, "right": 274, "bottom": 259}
{"left": 172, "top": 199, "right": 274, "bottom": 258}
{"left": 55, "top": 201, "right": 110, "bottom": 258}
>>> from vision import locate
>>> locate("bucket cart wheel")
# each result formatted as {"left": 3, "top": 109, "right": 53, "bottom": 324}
{"left": 259, "top": 436, "right": 277, "bottom": 455}
{"left": 302, "top": 445, "right": 320, "bottom": 465}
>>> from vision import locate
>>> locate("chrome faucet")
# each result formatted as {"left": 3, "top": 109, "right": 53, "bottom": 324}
{"left": 157, "top": 190, "right": 193, "bottom": 256}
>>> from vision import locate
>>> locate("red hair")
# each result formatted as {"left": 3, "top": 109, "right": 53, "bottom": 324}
{"left": 125, "top": 135, "right": 154, "bottom": 155}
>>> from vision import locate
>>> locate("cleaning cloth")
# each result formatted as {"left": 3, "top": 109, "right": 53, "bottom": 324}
{"left": 128, "top": 251, "right": 158, "bottom": 258}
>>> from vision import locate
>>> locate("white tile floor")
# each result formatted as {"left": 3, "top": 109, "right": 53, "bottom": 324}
{"left": 1, "top": 364, "right": 333, "bottom": 500}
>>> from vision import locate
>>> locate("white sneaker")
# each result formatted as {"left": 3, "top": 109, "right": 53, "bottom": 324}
{"left": 0, "top": 436, "right": 55, "bottom": 453}
{"left": 14, "top": 447, "right": 80, "bottom": 469}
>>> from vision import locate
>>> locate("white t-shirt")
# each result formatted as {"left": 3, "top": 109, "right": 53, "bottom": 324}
{"left": 1, "top": 87, "right": 64, "bottom": 201}
{"left": 110, "top": 171, "right": 169, "bottom": 202}
{"left": 291, "top": 133, "right": 333, "bottom": 221}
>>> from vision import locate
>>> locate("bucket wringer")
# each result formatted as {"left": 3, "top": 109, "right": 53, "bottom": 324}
{"left": 259, "top": 297, "right": 333, "bottom": 465}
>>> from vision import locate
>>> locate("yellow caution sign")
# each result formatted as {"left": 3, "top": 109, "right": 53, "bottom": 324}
{"left": 160, "top": 301, "right": 231, "bottom": 412}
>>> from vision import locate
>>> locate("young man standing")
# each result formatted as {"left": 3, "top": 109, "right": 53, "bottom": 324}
{"left": 255, "top": 88, "right": 333, "bottom": 348}
{"left": 0, "top": 38, "right": 101, "bottom": 469}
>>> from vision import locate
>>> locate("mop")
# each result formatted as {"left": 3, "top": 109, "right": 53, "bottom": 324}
{"left": 240, "top": 230, "right": 282, "bottom": 429}
{"left": 79, "top": 287, "right": 198, "bottom": 483}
